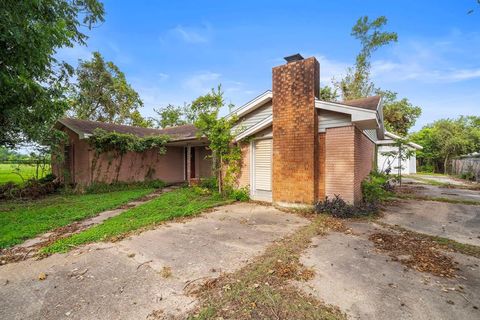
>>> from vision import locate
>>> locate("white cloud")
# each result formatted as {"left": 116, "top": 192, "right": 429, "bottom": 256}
{"left": 183, "top": 71, "right": 221, "bottom": 94}
{"left": 158, "top": 73, "right": 170, "bottom": 81}
{"left": 161, "top": 23, "right": 213, "bottom": 44}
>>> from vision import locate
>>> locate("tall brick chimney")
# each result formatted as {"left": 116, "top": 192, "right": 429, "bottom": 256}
{"left": 272, "top": 54, "right": 320, "bottom": 207}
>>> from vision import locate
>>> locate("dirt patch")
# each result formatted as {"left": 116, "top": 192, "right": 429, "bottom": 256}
{"left": 369, "top": 231, "right": 458, "bottom": 278}
{"left": 186, "top": 215, "right": 346, "bottom": 320}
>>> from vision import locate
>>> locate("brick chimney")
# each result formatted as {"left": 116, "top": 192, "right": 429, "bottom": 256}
{"left": 272, "top": 55, "right": 320, "bottom": 207}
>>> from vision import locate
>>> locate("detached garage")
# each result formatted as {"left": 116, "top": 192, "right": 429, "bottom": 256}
{"left": 376, "top": 131, "right": 423, "bottom": 175}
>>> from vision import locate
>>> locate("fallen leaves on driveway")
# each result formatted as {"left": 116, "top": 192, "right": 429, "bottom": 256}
{"left": 369, "top": 232, "right": 457, "bottom": 278}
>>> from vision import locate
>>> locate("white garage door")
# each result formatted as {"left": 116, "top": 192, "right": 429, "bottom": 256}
{"left": 254, "top": 139, "right": 272, "bottom": 191}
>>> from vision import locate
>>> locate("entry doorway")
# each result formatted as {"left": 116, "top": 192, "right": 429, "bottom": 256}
{"left": 251, "top": 138, "right": 272, "bottom": 201}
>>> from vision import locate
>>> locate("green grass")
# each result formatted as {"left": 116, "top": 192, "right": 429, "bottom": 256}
{"left": 42, "top": 188, "right": 232, "bottom": 253}
{"left": 0, "top": 163, "right": 50, "bottom": 185}
{"left": 0, "top": 187, "right": 154, "bottom": 249}
{"left": 395, "top": 194, "right": 480, "bottom": 206}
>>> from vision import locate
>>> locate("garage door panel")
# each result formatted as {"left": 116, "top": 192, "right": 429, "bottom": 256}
{"left": 254, "top": 139, "right": 272, "bottom": 191}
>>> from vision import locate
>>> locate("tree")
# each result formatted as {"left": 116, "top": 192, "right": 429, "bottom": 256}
{"left": 410, "top": 116, "right": 480, "bottom": 173}
{"left": 335, "top": 16, "right": 398, "bottom": 101}
{"left": 69, "top": 51, "right": 149, "bottom": 126}
{"left": 152, "top": 104, "right": 187, "bottom": 128}
{"left": 380, "top": 137, "right": 415, "bottom": 186}
{"left": 0, "top": 0, "right": 105, "bottom": 147}
{"left": 319, "top": 86, "right": 339, "bottom": 102}
{"left": 189, "top": 86, "right": 239, "bottom": 194}
{"left": 381, "top": 91, "right": 422, "bottom": 135}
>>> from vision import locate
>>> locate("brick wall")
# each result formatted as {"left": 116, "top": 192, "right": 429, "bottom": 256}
{"left": 325, "top": 126, "right": 356, "bottom": 203}
{"left": 325, "top": 125, "right": 375, "bottom": 204}
{"left": 237, "top": 142, "right": 250, "bottom": 188}
{"left": 272, "top": 57, "right": 319, "bottom": 205}
{"left": 317, "top": 132, "right": 326, "bottom": 200}
{"left": 354, "top": 127, "right": 375, "bottom": 203}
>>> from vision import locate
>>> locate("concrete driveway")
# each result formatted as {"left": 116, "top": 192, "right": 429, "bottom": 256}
{"left": 0, "top": 203, "right": 308, "bottom": 320}
{"left": 381, "top": 199, "right": 480, "bottom": 246}
{"left": 296, "top": 221, "right": 480, "bottom": 320}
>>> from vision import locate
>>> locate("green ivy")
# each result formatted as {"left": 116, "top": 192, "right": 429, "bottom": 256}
{"left": 88, "top": 128, "right": 170, "bottom": 155}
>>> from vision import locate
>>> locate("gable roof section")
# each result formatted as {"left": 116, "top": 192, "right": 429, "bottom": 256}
{"left": 56, "top": 118, "right": 198, "bottom": 141}
{"left": 376, "top": 131, "right": 423, "bottom": 150}
{"left": 340, "top": 95, "right": 382, "bottom": 111}
{"left": 227, "top": 90, "right": 272, "bottom": 119}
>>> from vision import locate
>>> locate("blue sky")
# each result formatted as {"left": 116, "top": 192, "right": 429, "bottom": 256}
{"left": 57, "top": 0, "right": 480, "bottom": 132}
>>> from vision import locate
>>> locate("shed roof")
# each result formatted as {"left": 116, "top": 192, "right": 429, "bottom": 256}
{"left": 57, "top": 118, "right": 198, "bottom": 141}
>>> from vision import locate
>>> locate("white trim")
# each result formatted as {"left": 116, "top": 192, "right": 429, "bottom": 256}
{"left": 378, "top": 131, "right": 423, "bottom": 150}
{"left": 227, "top": 90, "right": 272, "bottom": 119}
{"left": 234, "top": 115, "right": 273, "bottom": 141}
{"left": 315, "top": 100, "right": 378, "bottom": 122}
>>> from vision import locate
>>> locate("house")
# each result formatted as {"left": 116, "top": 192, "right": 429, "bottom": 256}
{"left": 54, "top": 54, "right": 385, "bottom": 207}
{"left": 376, "top": 131, "right": 423, "bottom": 175}
{"left": 52, "top": 119, "right": 212, "bottom": 185}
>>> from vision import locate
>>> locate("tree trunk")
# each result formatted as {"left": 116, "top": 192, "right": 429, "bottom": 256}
{"left": 444, "top": 155, "right": 449, "bottom": 175}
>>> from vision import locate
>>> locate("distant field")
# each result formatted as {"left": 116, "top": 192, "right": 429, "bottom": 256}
{"left": 0, "top": 163, "right": 51, "bottom": 185}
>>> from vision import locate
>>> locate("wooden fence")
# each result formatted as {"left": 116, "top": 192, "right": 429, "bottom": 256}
{"left": 451, "top": 155, "right": 480, "bottom": 181}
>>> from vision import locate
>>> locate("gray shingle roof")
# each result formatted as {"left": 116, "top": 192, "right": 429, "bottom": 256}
{"left": 58, "top": 118, "right": 198, "bottom": 141}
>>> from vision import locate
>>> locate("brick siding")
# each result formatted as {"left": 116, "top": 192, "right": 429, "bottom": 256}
{"left": 354, "top": 127, "right": 375, "bottom": 203}
{"left": 272, "top": 57, "right": 320, "bottom": 205}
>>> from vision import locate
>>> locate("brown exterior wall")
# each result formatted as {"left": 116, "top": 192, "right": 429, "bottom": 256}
{"left": 237, "top": 142, "right": 250, "bottom": 188}
{"left": 54, "top": 127, "right": 213, "bottom": 186}
{"left": 90, "top": 146, "right": 185, "bottom": 184}
{"left": 325, "top": 126, "right": 356, "bottom": 203}
{"left": 325, "top": 125, "right": 375, "bottom": 204}
{"left": 272, "top": 57, "right": 320, "bottom": 205}
{"left": 354, "top": 127, "right": 375, "bottom": 203}
{"left": 317, "top": 132, "right": 326, "bottom": 201}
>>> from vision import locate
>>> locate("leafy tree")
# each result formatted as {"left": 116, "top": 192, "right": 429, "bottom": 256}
{"left": 0, "top": 0, "right": 105, "bottom": 147}
{"left": 380, "top": 137, "right": 415, "bottom": 186}
{"left": 152, "top": 104, "right": 188, "bottom": 128}
{"left": 70, "top": 51, "right": 149, "bottom": 127}
{"left": 410, "top": 116, "right": 480, "bottom": 173}
{"left": 380, "top": 91, "right": 422, "bottom": 135}
{"left": 189, "top": 86, "right": 239, "bottom": 194}
{"left": 319, "top": 86, "right": 339, "bottom": 102}
{"left": 335, "top": 16, "right": 398, "bottom": 101}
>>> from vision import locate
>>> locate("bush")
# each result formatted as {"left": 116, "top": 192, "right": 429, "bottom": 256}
{"left": 362, "top": 171, "right": 394, "bottom": 203}
{"left": 315, "top": 195, "right": 377, "bottom": 218}
{"left": 460, "top": 172, "right": 476, "bottom": 181}
{"left": 198, "top": 177, "right": 218, "bottom": 191}
{"left": 0, "top": 176, "right": 62, "bottom": 200}
{"left": 228, "top": 187, "right": 250, "bottom": 202}
{"left": 85, "top": 180, "right": 165, "bottom": 194}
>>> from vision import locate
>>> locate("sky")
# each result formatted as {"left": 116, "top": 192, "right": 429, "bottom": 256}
{"left": 57, "top": 0, "right": 480, "bottom": 132}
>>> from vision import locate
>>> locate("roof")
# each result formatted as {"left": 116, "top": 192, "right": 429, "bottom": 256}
{"left": 376, "top": 131, "right": 423, "bottom": 150}
{"left": 56, "top": 118, "right": 198, "bottom": 141}
{"left": 339, "top": 95, "right": 382, "bottom": 111}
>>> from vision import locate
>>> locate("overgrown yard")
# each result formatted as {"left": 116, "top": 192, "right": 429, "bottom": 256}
{"left": 0, "top": 187, "right": 154, "bottom": 248}
{"left": 0, "top": 163, "right": 50, "bottom": 185}
{"left": 42, "top": 187, "right": 232, "bottom": 253}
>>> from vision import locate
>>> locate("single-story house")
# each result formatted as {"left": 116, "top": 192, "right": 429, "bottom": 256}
{"left": 376, "top": 131, "right": 423, "bottom": 175}
{"left": 54, "top": 54, "right": 387, "bottom": 207}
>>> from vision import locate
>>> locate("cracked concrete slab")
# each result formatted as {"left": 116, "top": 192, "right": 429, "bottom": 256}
{"left": 381, "top": 200, "right": 480, "bottom": 246}
{"left": 296, "top": 222, "right": 480, "bottom": 320}
{"left": 0, "top": 203, "right": 308, "bottom": 320}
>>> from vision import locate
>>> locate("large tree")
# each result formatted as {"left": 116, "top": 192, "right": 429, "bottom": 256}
{"left": 0, "top": 0, "right": 105, "bottom": 147}
{"left": 335, "top": 16, "right": 397, "bottom": 101}
{"left": 410, "top": 116, "right": 480, "bottom": 173}
{"left": 70, "top": 51, "right": 149, "bottom": 127}
{"left": 380, "top": 91, "right": 422, "bottom": 135}
{"left": 152, "top": 104, "right": 188, "bottom": 128}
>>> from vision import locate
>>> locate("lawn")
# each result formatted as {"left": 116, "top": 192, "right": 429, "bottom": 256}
{"left": 0, "top": 187, "right": 155, "bottom": 249}
{"left": 43, "top": 188, "right": 232, "bottom": 253}
{"left": 0, "top": 163, "right": 50, "bottom": 185}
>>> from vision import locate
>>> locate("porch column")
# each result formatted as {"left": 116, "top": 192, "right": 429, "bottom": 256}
{"left": 186, "top": 145, "right": 191, "bottom": 183}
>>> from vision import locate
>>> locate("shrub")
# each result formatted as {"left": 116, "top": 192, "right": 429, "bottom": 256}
{"left": 460, "top": 172, "right": 475, "bottom": 181}
{"left": 362, "top": 171, "right": 394, "bottom": 203}
{"left": 199, "top": 177, "right": 218, "bottom": 191}
{"left": 228, "top": 187, "right": 250, "bottom": 202}
{"left": 85, "top": 180, "right": 165, "bottom": 194}
{"left": 0, "top": 176, "right": 62, "bottom": 200}
{"left": 315, "top": 195, "right": 377, "bottom": 218}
